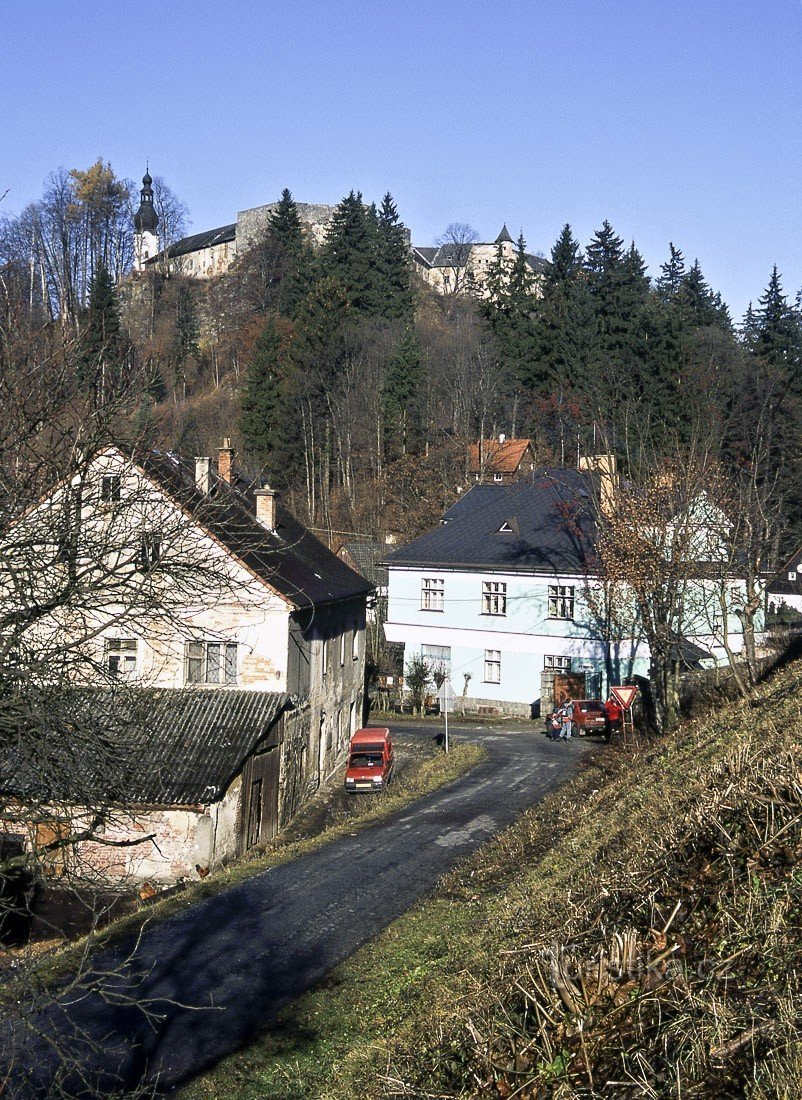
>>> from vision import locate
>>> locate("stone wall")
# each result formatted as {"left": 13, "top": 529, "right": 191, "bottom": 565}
{"left": 236, "top": 201, "right": 336, "bottom": 252}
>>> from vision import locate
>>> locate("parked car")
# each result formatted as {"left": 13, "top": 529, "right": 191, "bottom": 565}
{"left": 344, "top": 727, "right": 395, "bottom": 792}
{"left": 568, "top": 699, "right": 610, "bottom": 739}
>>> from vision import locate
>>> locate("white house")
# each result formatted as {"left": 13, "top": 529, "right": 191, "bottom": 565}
{"left": 0, "top": 441, "right": 372, "bottom": 884}
{"left": 384, "top": 467, "right": 754, "bottom": 717}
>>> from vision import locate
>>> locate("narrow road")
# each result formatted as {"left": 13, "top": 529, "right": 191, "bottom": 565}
{"left": 7, "top": 723, "right": 588, "bottom": 1097}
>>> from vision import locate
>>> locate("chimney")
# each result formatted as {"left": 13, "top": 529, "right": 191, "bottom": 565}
{"left": 254, "top": 483, "right": 277, "bottom": 530}
{"left": 578, "top": 454, "right": 618, "bottom": 516}
{"left": 195, "top": 456, "right": 211, "bottom": 495}
{"left": 218, "top": 437, "right": 235, "bottom": 485}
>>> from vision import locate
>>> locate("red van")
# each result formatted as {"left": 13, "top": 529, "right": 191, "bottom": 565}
{"left": 344, "top": 727, "right": 395, "bottom": 792}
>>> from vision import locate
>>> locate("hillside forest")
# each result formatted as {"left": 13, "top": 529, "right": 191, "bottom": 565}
{"left": 2, "top": 159, "right": 802, "bottom": 563}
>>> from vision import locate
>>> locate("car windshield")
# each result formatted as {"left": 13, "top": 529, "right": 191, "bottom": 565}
{"left": 350, "top": 753, "right": 383, "bottom": 768}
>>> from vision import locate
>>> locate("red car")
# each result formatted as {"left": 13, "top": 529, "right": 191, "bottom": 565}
{"left": 569, "top": 699, "right": 609, "bottom": 738}
{"left": 344, "top": 727, "right": 395, "bottom": 792}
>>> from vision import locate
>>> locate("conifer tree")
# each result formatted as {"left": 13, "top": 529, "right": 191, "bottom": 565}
{"left": 375, "top": 192, "right": 413, "bottom": 320}
{"left": 322, "top": 191, "right": 380, "bottom": 317}
{"left": 482, "top": 233, "right": 541, "bottom": 394}
{"left": 656, "top": 243, "right": 686, "bottom": 303}
{"left": 677, "top": 260, "right": 731, "bottom": 330}
{"left": 533, "top": 225, "right": 597, "bottom": 396}
{"left": 77, "top": 261, "right": 125, "bottom": 396}
{"left": 382, "top": 329, "right": 426, "bottom": 457}
{"left": 240, "top": 315, "right": 288, "bottom": 465}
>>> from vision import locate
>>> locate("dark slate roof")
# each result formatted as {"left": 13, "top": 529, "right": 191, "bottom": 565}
{"left": 495, "top": 224, "right": 514, "bottom": 244}
{"left": 137, "top": 448, "right": 373, "bottom": 609}
{"left": 385, "top": 470, "right": 598, "bottom": 574}
{"left": 146, "top": 222, "right": 236, "bottom": 263}
{"left": 337, "top": 540, "right": 389, "bottom": 587}
{"left": 525, "top": 253, "right": 547, "bottom": 274}
{"left": 412, "top": 246, "right": 437, "bottom": 267}
{"left": 1, "top": 688, "right": 288, "bottom": 806}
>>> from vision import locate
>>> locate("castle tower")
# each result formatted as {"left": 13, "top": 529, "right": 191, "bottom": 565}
{"left": 133, "top": 168, "right": 159, "bottom": 271}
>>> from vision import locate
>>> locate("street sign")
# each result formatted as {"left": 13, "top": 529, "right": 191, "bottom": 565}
{"left": 437, "top": 681, "right": 456, "bottom": 708}
{"left": 610, "top": 685, "right": 638, "bottom": 710}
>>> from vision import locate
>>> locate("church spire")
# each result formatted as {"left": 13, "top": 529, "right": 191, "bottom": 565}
{"left": 134, "top": 168, "right": 159, "bottom": 234}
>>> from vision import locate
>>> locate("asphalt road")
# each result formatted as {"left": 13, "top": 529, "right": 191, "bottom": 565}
{"left": 6, "top": 723, "right": 589, "bottom": 1097}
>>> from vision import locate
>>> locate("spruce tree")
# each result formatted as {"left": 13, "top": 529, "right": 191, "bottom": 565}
{"left": 322, "top": 191, "right": 380, "bottom": 317}
{"left": 375, "top": 192, "right": 413, "bottom": 320}
{"left": 677, "top": 260, "right": 731, "bottom": 330}
{"left": 656, "top": 243, "right": 686, "bottom": 303}
{"left": 240, "top": 315, "right": 287, "bottom": 464}
{"left": 481, "top": 233, "right": 542, "bottom": 399}
{"left": 77, "top": 261, "right": 125, "bottom": 396}
{"left": 534, "top": 224, "right": 598, "bottom": 396}
{"left": 382, "top": 329, "right": 426, "bottom": 457}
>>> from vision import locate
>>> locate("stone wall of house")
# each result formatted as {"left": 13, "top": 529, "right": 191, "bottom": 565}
{"left": 74, "top": 779, "right": 242, "bottom": 885}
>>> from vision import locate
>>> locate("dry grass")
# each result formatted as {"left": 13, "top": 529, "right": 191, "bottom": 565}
{"left": 368, "top": 665, "right": 802, "bottom": 1099}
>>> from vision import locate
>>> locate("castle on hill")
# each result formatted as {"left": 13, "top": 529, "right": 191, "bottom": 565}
{"left": 133, "top": 171, "right": 544, "bottom": 293}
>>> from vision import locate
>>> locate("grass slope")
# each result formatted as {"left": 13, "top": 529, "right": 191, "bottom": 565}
{"left": 186, "top": 662, "right": 802, "bottom": 1099}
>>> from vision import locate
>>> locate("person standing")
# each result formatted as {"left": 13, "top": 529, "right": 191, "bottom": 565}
{"left": 559, "top": 700, "right": 573, "bottom": 740}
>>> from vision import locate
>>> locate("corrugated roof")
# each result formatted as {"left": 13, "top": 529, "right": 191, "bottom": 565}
{"left": 385, "top": 471, "right": 598, "bottom": 575}
{"left": 138, "top": 449, "right": 373, "bottom": 609}
{"left": 467, "top": 438, "right": 533, "bottom": 475}
{"left": 1, "top": 688, "right": 289, "bottom": 806}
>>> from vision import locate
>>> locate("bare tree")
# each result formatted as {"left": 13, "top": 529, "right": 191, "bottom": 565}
{"left": 435, "top": 222, "right": 479, "bottom": 297}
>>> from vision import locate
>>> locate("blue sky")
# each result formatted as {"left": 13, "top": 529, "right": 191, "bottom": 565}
{"left": 3, "top": 0, "right": 801, "bottom": 320}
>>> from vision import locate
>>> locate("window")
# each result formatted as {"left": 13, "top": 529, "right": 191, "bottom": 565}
{"left": 106, "top": 638, "right": 137, "bottom": 676}
{"left": 340, "top": 631, "right": 346, "bottom": 666}
{"left": 789, "top": 571, "right": 797, "bottom": 581}
{"left": 421, "top": 577, "right": 444, "bottom": 611}
{"left": 544, "top": 655, "right": 571, "bottom": 672}
{"left": 101, "top": 475, "right": 121, "bottom": 503}
{"left": 422, "top": 644, "right": 451, "bottom": 681}
{"left": 185, "top": 641, "right": 238, "bottom": 685}
{"left": 352, "top": 628, "right": 359, "bottom": 661}
{"left": 493, "top": 473, "right": 503, "bottom": 483}
{"left": 137, "top": 532, "right": 162, "bottom": 571}
{"left": 322, "top": 638, "right": 329, "bottom": 678}
{"left": 484, "top": 649, "right": 501, "bottom": 683}
{"left": 482, "top": 581, "right": 507, "bottom": 616}
{"left": 548, "top": 585, "right": 575, "bottom": 620}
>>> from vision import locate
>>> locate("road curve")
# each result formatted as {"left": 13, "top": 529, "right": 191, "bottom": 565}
{"left": 6, "top": 724, "right": 587, "bottom": 1097}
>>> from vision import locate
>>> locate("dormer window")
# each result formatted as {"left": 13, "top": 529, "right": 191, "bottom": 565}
{"left": 789, "top": 571, "right": 797, "bottom": 581}
{"left": 493, "top": 473, "right": 503, "bottom": 482}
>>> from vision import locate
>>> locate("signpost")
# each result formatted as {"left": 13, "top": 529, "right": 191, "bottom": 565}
{"left": 610, "top": 685, "right": 638, "bottom": 710}
{"left": 610, "top": 685, "right": 638, "bottom": 742}
{"left": 437, "top": 680, "right": 456, "bottom": 753}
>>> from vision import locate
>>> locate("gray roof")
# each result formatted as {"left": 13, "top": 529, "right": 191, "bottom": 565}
{"left": 139, "top": 449, "right": 373, "bottom": 609}
{"left": 495, "top": 224, "right": 514, "bottom": 244}
{"left": 1, "top": 689, "right": 289, "bottom": 806}
{"left": 338, "top": 540, "right": 389, "bottom": 587}
{"left": 147, "top": 223, "right": 236, "bottom": 263}
{"left": 386, "top": 471, "right": 598, "bottom": 575}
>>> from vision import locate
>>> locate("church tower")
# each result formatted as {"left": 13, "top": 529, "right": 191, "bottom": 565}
{"left": 133, "top": 168, "right": 159, "bottom": 271}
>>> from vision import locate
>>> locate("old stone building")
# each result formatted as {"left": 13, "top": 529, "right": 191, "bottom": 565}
{"left": 135, "top": 183, "right": 335, "bottom": 278}
{"left": 1, "top": 440, "right": 372, "bottom": 885}
{"left": 412, "top": 225, "right": 546, "bottom": 296}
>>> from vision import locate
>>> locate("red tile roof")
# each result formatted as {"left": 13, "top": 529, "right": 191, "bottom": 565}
{"left": 467, "top": 439, "right": 533, "bottom": 475}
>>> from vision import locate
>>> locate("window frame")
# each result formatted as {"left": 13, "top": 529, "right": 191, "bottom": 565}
{"left": 105, "top": 637, "right": 138, "bottom": 677}
{"left": 421, "top": 576, "right": 445, "bottom": 612}
{"left": 100, "top": 474, "right": 121, "bottom": 504}
{"left": 482, "top": 580, "right": 507, "bottom": 616}
{"left": 185, "top": 640, "right": 238, "bottom": 685}
{"left": 484, "top": 649, "right": 501, "bottom": 684}
{"left": 548, "top": 584, "right": 575, "bottom": 621}
{"left": 544, "top": 654, "right": 571, "bottom": 672}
